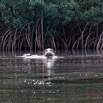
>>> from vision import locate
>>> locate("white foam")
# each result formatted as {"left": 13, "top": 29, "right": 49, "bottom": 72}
{"left": 16, "top": 53, "right": 63, "bottom": 59}
{"left": 24, "top": 55, "right": 45, "bottom": 59}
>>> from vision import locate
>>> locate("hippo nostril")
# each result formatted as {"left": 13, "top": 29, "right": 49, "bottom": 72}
{"left": 43, "top": 48, "right": 55, "bottom": 57}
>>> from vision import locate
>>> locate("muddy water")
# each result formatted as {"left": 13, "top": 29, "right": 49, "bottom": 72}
{"left": 0, "top": 50, "right": 103, "bottom": 103}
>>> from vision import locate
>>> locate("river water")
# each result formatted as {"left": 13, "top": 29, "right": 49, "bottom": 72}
{"left": 0, "top": 50, "right": 103, "bottom": 103}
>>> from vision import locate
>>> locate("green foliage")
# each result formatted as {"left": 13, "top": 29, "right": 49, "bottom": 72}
{"left": 0, "top": 0, "right": 103, "bottom": 28}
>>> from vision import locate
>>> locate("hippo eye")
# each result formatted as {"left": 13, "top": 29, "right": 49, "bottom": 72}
{"left": 50, "top": 49, "right": 53, "bottom": 52}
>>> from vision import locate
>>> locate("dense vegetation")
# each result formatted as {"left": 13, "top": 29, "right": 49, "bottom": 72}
{"left": 0, "top": 0, "right": 103, "bottom": 51}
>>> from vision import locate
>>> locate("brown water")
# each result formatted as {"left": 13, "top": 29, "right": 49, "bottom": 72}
{"left": 0, "top": 50, "right": 103, "bottom": 103}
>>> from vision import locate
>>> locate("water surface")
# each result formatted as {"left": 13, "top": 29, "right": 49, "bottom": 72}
{"left": 0, "top": 50, "right": 103, "bottom": 103}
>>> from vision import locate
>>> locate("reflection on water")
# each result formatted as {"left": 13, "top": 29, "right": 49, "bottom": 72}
{"left": 43, "top": 58, "right": 56, "bottom": 69}
{"left": 0, "top": 50, "right": 103, "bottom": 103}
